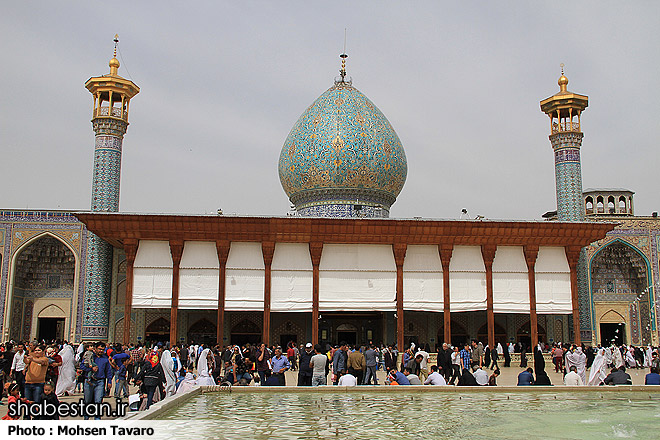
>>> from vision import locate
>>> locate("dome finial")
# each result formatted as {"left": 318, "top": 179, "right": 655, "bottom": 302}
{"left": 109, "top": 34, "right": 120, "bottom": 76}
{"left": 338, "top": 28, "right": 350, "bottom": 83}
{"left": 558, "top": 63, "right": 569, "bottom": 92}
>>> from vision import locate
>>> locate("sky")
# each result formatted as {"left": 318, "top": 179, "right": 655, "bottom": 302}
{"left": 1, "top": 2, "right": 659, "bottom": 220}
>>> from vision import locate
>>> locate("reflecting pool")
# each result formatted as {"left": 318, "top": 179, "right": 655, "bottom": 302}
{"left": 158, "top": 391, "right": 660, "bottom": 439}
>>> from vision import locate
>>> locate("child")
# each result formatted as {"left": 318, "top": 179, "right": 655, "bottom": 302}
{"left": 82, "top": 344, "right": 97, "bottom": 383}
{"left": 36, "top": 382, "right": 59, "bottom": 420}
{"left": 3, "top": 383, "right": 31, "bottom": 420}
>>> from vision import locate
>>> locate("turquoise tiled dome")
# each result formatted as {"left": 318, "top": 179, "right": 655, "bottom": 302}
{"left": 278, "top": 80, "right": 407, "bottom": 217}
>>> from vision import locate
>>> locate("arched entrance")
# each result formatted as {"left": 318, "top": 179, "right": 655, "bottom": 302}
{"left": 230, "top": 319, "right": 261, "bottom": 346}
{"left": 437, "top": 321, "right": 468, "bottom": 348}
{"left": 37, "top": 304, "right": 67, "bottom": 342}
{"left": 145, "top": 317, "right": 170, "bottom": 343}
{"left": 336, "top": 323, "right": 358, "bottom": 346}
{"left": 591, "top": 241, "right": 652, "bottom": 344}
{"left": 9, "top": 235, "right": 76, "bottom": 341}
{"left": 516, "top": 321, "right": 547, "bottom": 350}
{"left": 477, "top": 322, "right": 507, "bottom": 347}
{"left": 599, "top": 310, "right": 626, "bottom": 346}
{"left": 188, "top": 318, "right": 217, "bottom": 346}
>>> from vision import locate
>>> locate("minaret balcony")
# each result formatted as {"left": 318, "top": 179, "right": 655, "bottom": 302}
{"left": 551, "top": 120, "right": 580, "bottom": 134}
{"left": 94, "top": 106, "right": 127, "bottom": 121}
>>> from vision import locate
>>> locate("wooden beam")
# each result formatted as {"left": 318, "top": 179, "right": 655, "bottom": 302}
{"left": 122, "top": 240, "right": 137, "bottom": 345}
{"left": 439, "top": 244, "right": 453, "bottom": 344}
{"left": 216, "top": 241, "right": 230, "bottom": 347}
{"left": 169, "top": 240, "right": 184, "bottom": 347}
{"left": 262, "top": 242, "right": 275, "bottom": 346}
{"left": 482, "top": 245, "right": 497, "bottom": 350}
{"left": 309, "top": 242, "right": 323, "bottom": 345}
{"left": 524, "top": 245, "right": 539, "bottom": 349}
{"left": 393, "top": 243, "right": 407, "bottom": 351}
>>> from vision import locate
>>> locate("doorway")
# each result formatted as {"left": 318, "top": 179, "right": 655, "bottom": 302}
{"left": 600, "top": 323, "right": 625, "bottom": 346}
{"left": 280, "top": 334, "right": 297, "bottom": 350}
{"left": 37, "top": 318, "right": 65, "bottom": 342}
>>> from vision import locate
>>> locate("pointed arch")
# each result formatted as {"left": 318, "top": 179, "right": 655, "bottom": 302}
{"left": 600, "top": 309, "right": 625, "bottom": 323}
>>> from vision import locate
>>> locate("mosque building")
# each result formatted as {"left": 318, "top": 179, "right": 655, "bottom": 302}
{"left": 0, "top": 42, "right": 657, "bottom": 350}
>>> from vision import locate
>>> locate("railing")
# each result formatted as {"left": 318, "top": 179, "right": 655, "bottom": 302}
{"left": 551, "top": 121, "right": 580, "bottom": 134}
{"left": 94, "top": 106, "right": 127, "bottom": 120}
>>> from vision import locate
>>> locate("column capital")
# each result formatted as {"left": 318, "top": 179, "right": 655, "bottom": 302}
{"left": 262, "top": 241, "right": 275, "bottom": 266}
{"left": 169, "top": 240, "right": 184, "bottom": 266}
{"left": 309, "top": 242, "right": 323, "bottom": 266}
{"left": 439, "top": 244, "right": 453, "bottom": 270}
{"left": 123, "top": 239, "right": 138, "bottom": 263}
{"left": 565, "top": 246, "right": 582, "bottom": 268}
{"left": 523, "top": 245, "right": 539, "bottom": 270}
{"left": 216, "top": 240, "right": 230, "bottom": 265}
{"left": 393, "top": 243, "right": 407, "bottom": 267}
{"left": 481, "top": 245, "right": 497, "bottom": 267}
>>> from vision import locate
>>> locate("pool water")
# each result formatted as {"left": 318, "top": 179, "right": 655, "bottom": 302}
{"left": 158, "top": 391, "right": 660, "bottom": 439}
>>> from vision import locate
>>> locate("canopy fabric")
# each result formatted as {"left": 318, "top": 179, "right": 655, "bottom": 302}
{"left": 403, "top": 245, "right": 443, "bottom": 312}
{"left": 134, "top": 240, "right": 172, "bottom": 268}
{"left": 535, "top": 247, "right": 571, "bottom": 314}
{"left": 319, "top": 244, "right": 396, "bottom": 311}
{"left": 449, "top": 246, "right": 486, "bottom": 311}
{"left": 493, "top": 246, "right": 530, "bottom": 313}
{"left": 225, "top": 242, "right": 265, "bottom": 311}
{"left": 271, "top": 243, "right": 312, "bottom": 312}
{"left": 179, "top": 241, "right": 219, "bottom": 269}
{"left": 133, "top": 268, "right": 172, "bottom": 308}
{"left": 179, "top": 242, "right": 219, "bottom": 309}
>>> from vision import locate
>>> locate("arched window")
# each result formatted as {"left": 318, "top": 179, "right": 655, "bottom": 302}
{"left": 585, "top": 196, "right": 594, "bottom": 214}
{"left": 596, "top": 196, "right": 604, "bottom": 213}
{"left": 618, "top": 196, "right": 626, "bottom": 213}
{"left": 607, "top": 196, "right": 615, "bottom": 214}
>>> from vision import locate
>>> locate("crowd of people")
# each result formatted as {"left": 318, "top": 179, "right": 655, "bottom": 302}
{"left": 1, "top": 337, "right": 659, "bottom": 419}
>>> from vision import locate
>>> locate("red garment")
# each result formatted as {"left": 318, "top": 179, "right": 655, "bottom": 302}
{"left": 3, "top": 396, "right": 20, "bottom": 420}
{"left": 287, "top": 348, "right": 295, "bottom": 358}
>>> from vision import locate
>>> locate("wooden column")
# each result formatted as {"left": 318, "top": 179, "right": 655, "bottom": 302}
{"left": 393, "top": 243, "right": 407, "bottom": 351}
{"left": 122, "top": 240, "right": 137, "bottom": 345}
{"left": 566, "top": 246, "right": 582, "bottom": 345}
{"left": 169, "top": 240, "right": 184, "bottom": 347}
{"left": 309, "top": 242, "right": 323, "bottom": 345}
{"left": 262, "top": 242, "right": 275, "bottom": 346}
{"left": 439, "top": 244, "right": 453, "bottom": 344}
{"left": 524, "top": 245, "right": 539, "bottom": 348}
{"left": 216, "top": 241, "right": 230, "bottom": 346}
{"left": 481, "top": 245, "right": 497, "bottom": 350}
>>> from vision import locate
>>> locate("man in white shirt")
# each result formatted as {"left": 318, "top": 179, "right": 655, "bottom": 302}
{"left": 417, "top": 347, "right": 430, "bottom": 380}
{"left": 403, "top": 368, "right": 423, "bottom": 385}
{"left": 10, "top": 343, "right": 26, "bottom": 395}
{"left": 338, "top": 372, "right": 357, "bottom": 386}
{"left": 564, "top": 365, "right": 584, "bottom": 386}
{"left": 424, "top": 365, "right": 447, "bottom": 386}
{"left": 472, "top": 364, "right": 488, "bottom": 386}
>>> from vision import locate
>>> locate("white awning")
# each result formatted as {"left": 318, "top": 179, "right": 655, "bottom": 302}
{"left": 449, "top": 246, "right": 486, "bottom": 311}
{"left": 535, "top": 247, "right": 571, "bottom": 314}
{"left": 179, "top": 242, "right": 219, "bottom": 309}
{"left": 319, "top": 244, "right": 396, "bottom": 311}
{"left": 493, "top": 246, "right": 530, "bottom": 313}
{"left": 271, "top": 243, "right": 312, "bottom": 312}
{"left": 132, "top": 241, "right": 173, "bottom": 308}
{"left": 403, "top": 245, "right": 443, "bottom": 312}
{"left": 225, "top": 242, "right": 264, "bottom": 311}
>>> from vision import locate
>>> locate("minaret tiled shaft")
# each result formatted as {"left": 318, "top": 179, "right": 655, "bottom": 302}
{"left": 550, "top": 131, "right": 584, "bottom": 221}
{"left": 82, "top": 46, "right": 139, "bottom": 340}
